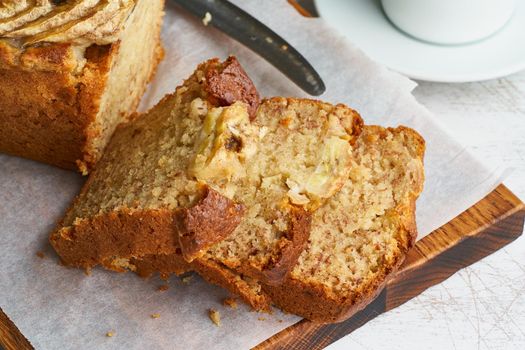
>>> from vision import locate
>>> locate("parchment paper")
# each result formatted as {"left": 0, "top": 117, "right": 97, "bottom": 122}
{"left": 0, "top": 1, "right": 507, "bottom": 349}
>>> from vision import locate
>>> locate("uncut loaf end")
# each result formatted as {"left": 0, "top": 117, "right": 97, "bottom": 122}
{"left": 0, "top": 0, "right": 165, "bottom": 173}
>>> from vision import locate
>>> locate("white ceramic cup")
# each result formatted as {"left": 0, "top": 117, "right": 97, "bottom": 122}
{"left": 381, "top": 0, "right": 517, "bottom": 45}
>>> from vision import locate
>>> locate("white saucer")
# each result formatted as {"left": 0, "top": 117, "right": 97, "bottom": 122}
{"left": 316, "top": 0, "right": 525, "bottom": 82}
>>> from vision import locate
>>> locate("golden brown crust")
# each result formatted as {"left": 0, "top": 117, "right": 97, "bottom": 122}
{"left": 192, "top": 258, "right": 272, "bottom": 311}
{"left": 262, "top": 225, "right": 415, "bottom": 323}
{"left": 49, "top": 208, "right": 179, "bottom": 270}
{"left": 0, "top": 1, "right": 165, "bottom": 172}
{"left": 203, "top": 56, "right": 260, "bottom": 120}
{"left": 175, "top": 186, "right": 245, "bottom": 262}
{"left": 131, "top": 252, "right": 191, "bottom": 279}
{"left": 237, "top": 206, "right": 312, "bottom": 285}
{"left": 0, "top": 41, "right": 111, "bottom": 170}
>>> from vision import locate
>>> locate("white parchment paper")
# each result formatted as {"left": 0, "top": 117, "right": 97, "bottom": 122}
{"left": 0, "top": 1, "right": 507, "bottom": 349}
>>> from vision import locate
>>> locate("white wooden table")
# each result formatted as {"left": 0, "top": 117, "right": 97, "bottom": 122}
{"left": 328, "top": 71, "right": 525, "bottom": 350}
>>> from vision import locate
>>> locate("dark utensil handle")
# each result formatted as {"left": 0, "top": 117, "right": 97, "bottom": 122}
{"left": 172, "top": 0, "right": 326, "bottom": 96}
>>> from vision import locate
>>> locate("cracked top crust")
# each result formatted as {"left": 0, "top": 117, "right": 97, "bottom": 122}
{"left": 0, "top": 0, "right": 135, "bottom": 47}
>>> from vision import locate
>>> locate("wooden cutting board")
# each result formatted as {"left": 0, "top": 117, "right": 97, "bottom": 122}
{"left": 1, "top": 184, "right": 523, "bottom": 350}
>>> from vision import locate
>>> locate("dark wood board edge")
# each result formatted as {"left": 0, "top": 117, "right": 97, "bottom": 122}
{"left": 0, "top": 308, "right": 33, "bottom": 350}
{"left": 287, "top": 0, "right": 317, "bottom": 17}
{"left": 254, "top": 184, "right": 525, "bottom": 349}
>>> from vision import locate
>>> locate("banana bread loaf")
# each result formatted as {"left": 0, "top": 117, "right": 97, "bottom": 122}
{"left": 0, "top": 0, "right": 164, "bottom": 173}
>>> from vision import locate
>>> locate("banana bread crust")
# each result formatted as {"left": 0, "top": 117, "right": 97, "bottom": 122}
{"left": 50, "top": 185, "right": 248, "bottom": 272}
{"left": 0, "top": 41, "right": 111, "bottom": 170}
{"left": 175, "top": 186, "right": 246, "bottom": 262}
{"left": 0, "top": 0, "right": 165, "bottom": 172}
{"left": 132, "top": 253, "right": 191, "bottom": 279}
{"left": 262, "top": 209, "right": 418, "bottom": 323}
{"left": 204, "top": 56, "right": 260, "bottom": 120}
{"left": 192, "top": 258, "right": 273, "bottom": 311}
{"left": 235, "top": 206, "right": 312, "bottom": 285}
{"left": 50, "top": 207, "right": 178, "bottom": 271}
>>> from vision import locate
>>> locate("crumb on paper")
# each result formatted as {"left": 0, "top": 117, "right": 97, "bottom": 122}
{"left": 106, "top": 331, "right": 115, "bottom": 337}
{"left": 84, "top": 267, "right": 92, "bottom": 276}
{"left": 258, "top": 317, "right": 266, "bottom": 321}
{"left": 157, "top": 284, "right": 169, "bottom": 292}
{"left": 181, "top": 275, "right": 193, "bottom": 284}
{"left": 281, "top": 44, "right": 288, "bottom": 51}
{"left": 151, "top": 313, "right": 161, "bottom": 319}
{"left": 36, "top": 251, "right": 45, "bottom": 259}
{"left": 223, "top": 297, "right": 237, "bottom": 309}
{"left": 265, "top": 37, "right": 273, "bottom": 44}
{"left": 278, "top": 319, "right": 283, "bottom": 323}
{"left": 202, "top": 12, "right": 212, "bottom": 26}
{"left": 208, "top": 309, "right": 221, "bottom": 327}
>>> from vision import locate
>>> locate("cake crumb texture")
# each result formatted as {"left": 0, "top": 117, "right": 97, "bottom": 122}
{"left": 157, "top": 285, "right": 169, "bottom": 292}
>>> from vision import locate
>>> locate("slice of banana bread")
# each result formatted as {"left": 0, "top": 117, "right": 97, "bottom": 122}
{"left": 130, "top": 125, "right": 424, "bottom": 321}
{"left": 0, "top": 0, "right": 164, "bottom": 173}
{"left": 263, "top": 125, "right": 425, "bottom": 322}
{"left": 50, "top": 56, "right": 260, "bottom": 270}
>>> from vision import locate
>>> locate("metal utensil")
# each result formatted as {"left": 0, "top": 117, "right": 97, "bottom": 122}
{"left": 171, "top": 0, "right": 326, "bottom": 96}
